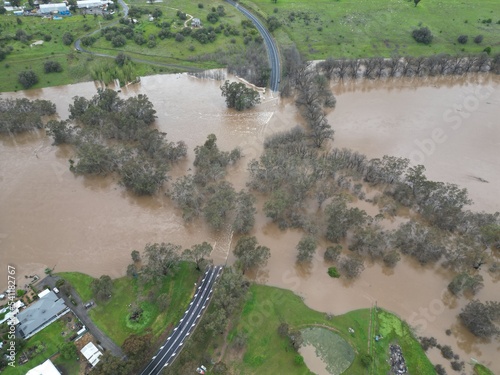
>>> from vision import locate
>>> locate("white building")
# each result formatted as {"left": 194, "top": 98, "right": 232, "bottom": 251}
{"left": 26, "top": 359, "right": 61, "bottom": 375}
{"left": 76, "top": 0, "right": 110, "bottom": 8}
{"left": 81, "top": 342, "right": 103, "bottom": 367}
{"left": 39, "top": 3, "right": 68, "bottom": 13}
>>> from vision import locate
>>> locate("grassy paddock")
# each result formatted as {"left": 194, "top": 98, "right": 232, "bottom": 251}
{"left": 227, "top": 284, "right": 432, "bottom": 375}
{"left": 242, "top": 0, "right": 500, "bottom": 59}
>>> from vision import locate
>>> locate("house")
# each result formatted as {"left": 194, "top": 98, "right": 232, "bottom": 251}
{"left": 80, "top": 342, "right": 103, "bottom": 367}
{"left": 191, "top": 18, "right": 201, "bottom": 27}
{"left": 26, "top": 359, "right": 61, "bottom": 375}
{"left": 0, "top": 300, "right": 25, "bottom": 325}
{"left": 15, "top": 290, "right": 69, "bottom": 339}
{"left": 39, "top": 3, "right": 68, "bottom": 13}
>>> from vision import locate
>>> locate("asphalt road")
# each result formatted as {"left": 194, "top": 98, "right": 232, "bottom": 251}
{"left": 225, "top": 0, "right": 281, "bottom": 92}
{"left": 140, "top": 266, "right": 223, "bottom": 375}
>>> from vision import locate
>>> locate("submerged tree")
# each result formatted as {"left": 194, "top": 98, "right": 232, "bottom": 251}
{"left": 233, "top": 236, "right": 270, "bottom": 274}
{"left": 182, "top": 242, "right": 213, "bottom": 271}
{"left": 220, "top": 80, "right": 261, "bottom": 111}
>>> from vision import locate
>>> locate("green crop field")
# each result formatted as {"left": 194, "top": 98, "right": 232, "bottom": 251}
{"left": 241, "top": 0, "right": 500, "bottom": 59}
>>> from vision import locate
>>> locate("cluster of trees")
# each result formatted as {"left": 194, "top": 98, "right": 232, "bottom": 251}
{"left": 170, "top": 134, "right": 256, "bottom": 233}
{"left": 0, "top": 97, "right": 55, "bottom": 133}
{"left": 91, "top": 275, "right": 113, "bottom": 302}
{"left": 246, "top": 61, "right": 500, "bottom": 280}
{"left": 317, "top": 52, "right": 499, "bottom": 80}
{"left": 220, "top": 80, "right": 260, "bottom": 111}
{"left": 163, "top": 267, "right": 248, "bottom": 375}
{"left": 233, "top": 236, "right": 270, "bottom": 273}
{"left": 46, "top": 89, "right": 187, "bottom": 195}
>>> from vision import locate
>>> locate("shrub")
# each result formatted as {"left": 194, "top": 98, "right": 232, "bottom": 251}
{"left": 360, "top": 353, "right": 372, "bottom": 368}
{"left": 81, "top": 36, "right": 96, "bottom": 47}
{"left": 207, "top": 12, "right": 219, "bottom": 24}
{"left": 43, "top": 34, "right": 52, "bottom": 42}
{"left": 62, "top": 32, "right": 74, "bottom": 45}
{"left": 294, "top": 355, "right": 304, "bottom": 365}
{"left": 112, "top": 35, "right": 126, "bottom": 47}
{"left": 412, "top": 27, "right": 433, "bottom": 44}
{"left": 44, "top": 60, "right": 62, "bottom": 73}
{"left": 198, "top": 3, "right": 204, "bottom": 8}
{"left": 115, "top": 52, "right": 130, "bottom": 67}
{"left": 18, "top": 70, "right": 38, "bottom": 89}
{"left": 474, "top": 35, "right": 484, "bottom": 44}
{"left": 327, "top": 267, "right": 340, "bottom": 278}
{"left": 175, "top": 33, "right": 184, "bottom": 42}
{"left": 483, "top": 46, "right": 492, "bottom": 55}
{"left": 457, "top": 35, "right": 468, "bottom": 44}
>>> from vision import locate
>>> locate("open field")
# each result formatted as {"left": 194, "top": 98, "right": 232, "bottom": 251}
{"left": 58, "top": 271, "right": 94, "bottom": 302}
{"left": 0, "top": 13, "right": 117, "bottom": 91}
{"left": 60, "top": 263, "right": 199, "bottom": 345}
{"left": 225, "top": 284, "right": 433, "bottom": 374}
{"left": 241, "top": 0, "right": 500, "bottom": 59}
{"left": 87, "top": 0, "right": 252, "bottom": 68}
{"left": 84, "top": 261, "right": 199, "bottom": 345}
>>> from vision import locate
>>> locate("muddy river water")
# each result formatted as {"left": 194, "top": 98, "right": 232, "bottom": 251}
{"left": 1, "top": 72, "right": 499, "bottom": 373}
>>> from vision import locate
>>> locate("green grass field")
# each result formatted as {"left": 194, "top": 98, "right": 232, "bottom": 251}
{"left": 227, "top": 284, "right": 432, "bottom": 374}
{"left": 242, "top": 0, "right": 500, "bottom": 59}
{"left": 474, "top": 363, "right": 495, "bottom": 375}
{"left": 2, "top": 320, "right": 67, "bottom": 375}
{"left": 85, "top": 261, "right": 199, "bottom": 345}
{"left": 57, "top": 271, "right": 94, "bottom": 302}
{"left": 87, "top": 0, "right": 250, "bottom": 68}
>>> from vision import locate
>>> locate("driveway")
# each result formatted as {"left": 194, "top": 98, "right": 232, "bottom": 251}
{"left": 39, "top": 275, "right": 124, "bottom": 358}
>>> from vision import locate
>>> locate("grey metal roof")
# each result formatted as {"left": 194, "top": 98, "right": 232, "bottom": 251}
{"left": 16, "top": 291, "right": 67, "bottom": 338}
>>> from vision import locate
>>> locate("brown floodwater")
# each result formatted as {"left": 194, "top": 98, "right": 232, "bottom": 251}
{"left": 1, "top": 72, "right": 499, "bottom": 373}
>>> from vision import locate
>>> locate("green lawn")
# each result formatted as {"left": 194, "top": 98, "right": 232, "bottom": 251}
{"left": 474, "top": 363, "right": 495, "bottom": 375}
{"left": 57, "top": 272, "right": 94, "bottom": 302}
{"left": 52, "top": 355, "right": 80, "bottom": 375}
{"left": 2, "top": 320, "right": 67, "bottom": 375}
{"left": 226, "top": 284, "right": 432, "bottom": 375}
{"left": 241, "top": 0, "right": 500, "bottom": 59}
{"left": 88, "top": 261, "right": 200, "bottom": 345}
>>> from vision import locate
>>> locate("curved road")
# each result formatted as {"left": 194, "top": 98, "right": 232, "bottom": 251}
{"left": 225, "top": 0, "right": 281, "bottom": 92}
{"left": 140, "top": 266, "right": 222, "bottom": 375}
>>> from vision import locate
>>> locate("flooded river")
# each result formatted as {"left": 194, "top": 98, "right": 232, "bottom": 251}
{"left": 1, "top": 73, "right": 499, "bottom": 373}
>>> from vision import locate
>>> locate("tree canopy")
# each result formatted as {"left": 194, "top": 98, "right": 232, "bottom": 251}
{"left": 220, "top": 80, "right": 261, "bottom": 111}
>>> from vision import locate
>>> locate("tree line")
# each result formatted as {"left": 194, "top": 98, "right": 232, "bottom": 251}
{"left": 316, "top": 53, "right": 500, "bottom": 81}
